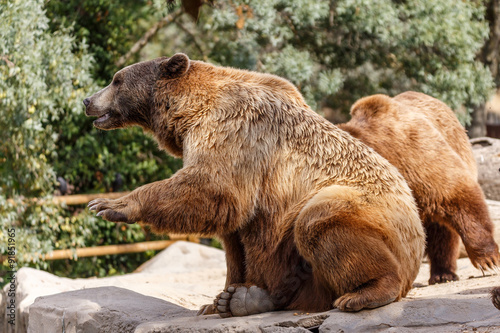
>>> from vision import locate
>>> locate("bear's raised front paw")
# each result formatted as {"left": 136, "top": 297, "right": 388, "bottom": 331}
{"left": 215, "top": 285, "right": 275, "bottom": 318}
{"left": 88, "top": 198, "right": 134, "bottom": 223}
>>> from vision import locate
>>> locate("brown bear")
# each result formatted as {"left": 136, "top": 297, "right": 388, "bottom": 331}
{"left": 338, "top": 92, "right": 500, "bottom": 285}
{"left": 83, "top": 54, "right": 425, "bottom": 317}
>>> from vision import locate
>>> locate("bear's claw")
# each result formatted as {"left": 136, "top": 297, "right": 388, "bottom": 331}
{"left": 334, "top": 293, "right": 396, "bottom": 312}
{"left": 197, "top": 304, "right": 217, "bottom": 316}
{"left": 468, "top": 248, "right": 500, "bottom": 277}
{"left": 429, "top": 271, "right": 459, "bottom": 285}
{"left": 87, "top": 198, "right": 134, "bottom": 223}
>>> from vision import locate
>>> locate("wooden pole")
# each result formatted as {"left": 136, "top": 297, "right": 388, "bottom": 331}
{"left": 6, "top": 192, "right": 131, "bottom": 206}
{"left": 53, "top": 192, "right": 131, "bottom": 205}
{"left": 0, "top": 239, "right": 195, "bottom": 263}
{"left": 42, "top": 240, "right": 184, "bottom": 260}
{"left": 2, "top": 192, "right": 203, "bottom": 261}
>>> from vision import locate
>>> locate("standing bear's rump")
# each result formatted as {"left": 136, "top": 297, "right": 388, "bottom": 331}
{"left": 84, "top": 54, "right": 425, "bottom": 317}
{"left": 339, "top": 92, "right": 500, "bottom": 285}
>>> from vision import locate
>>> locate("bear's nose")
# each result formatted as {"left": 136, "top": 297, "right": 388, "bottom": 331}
{"left": 83, "top": 98, "right": 90, "bottom": 107}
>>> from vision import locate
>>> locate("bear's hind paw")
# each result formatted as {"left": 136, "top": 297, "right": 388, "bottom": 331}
{"left": 215, "top": 285, "right": 275, "bottom": 318}
{"left": 428, "top": 271, "right": 459, "bottom": 285}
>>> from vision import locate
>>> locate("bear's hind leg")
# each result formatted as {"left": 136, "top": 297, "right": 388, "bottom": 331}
{"left": 294, "top": 186, "right": 407, "bottom": 312}
{"left": 425, "top": 221, "right": 460, "bottom": 285}
{"left": 334, "top": 273, "right": 400, "bottom": 311}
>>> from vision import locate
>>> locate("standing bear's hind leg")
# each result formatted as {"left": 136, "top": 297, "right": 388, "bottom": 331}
{"left": 294, "top": 185, "right": 414, "bottom": 312}
{"left": 425, "top": 221, "right": 460, "bottom": 285}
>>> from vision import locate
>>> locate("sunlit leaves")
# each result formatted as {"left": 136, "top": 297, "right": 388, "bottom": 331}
{"left": 196, "top": 0, "right": 493, "bottom": 123}
{"left": 0, "top": 0, "right": 94, "bottom": 197}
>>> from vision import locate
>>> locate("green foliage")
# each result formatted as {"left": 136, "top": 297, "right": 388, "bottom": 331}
{"left": 1, "top": 0, "right": 496, "bottom": 283}
{"left": 0, "top": 0, "right": 86, "bottom": 279}
{"left": 46, "top": 0, "right": 182, "bottom": 193}
{"left": 46, "top": 0, "right": 154, "bottom": 85}
{"left": 193, "top": 0, "right": 494, "bottom": 124}
{"left": 52, "top": 115, "right": 182, "bottom": 193}
{"left": 0, "top": 194, "right": 160, "bottom": 285}
{"left": 0, "top": 0, "right": 93, "bottom": 197}
{"left": 0, "top": 0, "right": 178, "bottom": 283}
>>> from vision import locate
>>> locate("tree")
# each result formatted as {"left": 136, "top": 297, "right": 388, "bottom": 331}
{"left": 46, "top": 0, "right": 156, "bottom": 85}
{"left": 0, "top": 0, "right": 176, "bottom": 280}
{"left": 177, "top": 0, "right": 494, "bottom": 124}
{"left": 469, "top": 0, "right": 500, "bottom": 137}
{"left": 0, "top": 0, "right": 93, "bottom": 197}
{"left": 0, "top": 0, "right": 93, "bottom": 269}
{"left": 46, "top": 0, "right": 183, "bottom": 194}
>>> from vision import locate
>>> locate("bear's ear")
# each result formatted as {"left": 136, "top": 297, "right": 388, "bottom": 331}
{"left": 159, "top": 53, "right": 190, "bottom": 80}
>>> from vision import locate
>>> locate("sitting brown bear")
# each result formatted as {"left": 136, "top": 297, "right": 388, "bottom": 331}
{"left": 338, "top": 92, "right": 500, "bottom": 285}
{"left": 83, "top": 54, "right": 425, "bottom": 317}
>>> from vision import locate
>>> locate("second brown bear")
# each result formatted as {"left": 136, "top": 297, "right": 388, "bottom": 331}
{"left": 339, "top": 91, "right": 500, "bottom": 284}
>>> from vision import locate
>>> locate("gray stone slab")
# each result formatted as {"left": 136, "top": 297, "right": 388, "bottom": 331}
{"left": 135, "top": 311, "right": 329, "bottom": 333}
{"left": 319, "top": 294, "right": 500, "bottom": 332}
{"left": 28, "top": 287, "right": 192, "bottom": 333}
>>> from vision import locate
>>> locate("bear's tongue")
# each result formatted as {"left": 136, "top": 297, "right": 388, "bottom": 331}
{"left": 96, "top": 113, "right": 110, "bottom": 122}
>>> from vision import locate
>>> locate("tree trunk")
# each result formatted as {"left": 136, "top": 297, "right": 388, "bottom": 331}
{"left": 468, "top": 104, "right": 487, "bottom": 138}
{"left": 481, "top": 0, "right": 500, "bottom": 83}
{"left": 469, "top": 0, "right": 500, "bottom": 137}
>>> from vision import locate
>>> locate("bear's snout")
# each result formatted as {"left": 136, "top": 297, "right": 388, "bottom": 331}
{"left": 83, "top": 98, "right": 90, "bottom": 107}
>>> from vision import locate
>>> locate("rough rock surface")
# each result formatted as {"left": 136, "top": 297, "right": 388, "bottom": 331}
{"left": 1, "top": 241, "right": 226, "bottom": 333}
{"left": 23, "top": 258, "right": 500, "bottom": 333}
{"left": 29, "top": 287, "right": 192, "bottom": 333}
{"left": 471, "top": 137, "right": 500, "bottom": 201}
{"left": 0, "top": 200, "right": 499, "bottom": 332}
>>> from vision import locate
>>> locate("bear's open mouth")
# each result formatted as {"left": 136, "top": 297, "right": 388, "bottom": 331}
{"left": 94, "top": 113, "right": 110, "bottom": 124}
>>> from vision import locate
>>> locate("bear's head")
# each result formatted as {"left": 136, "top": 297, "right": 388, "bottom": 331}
{"left": 83, "top": 53, "right": 190, "bottom": 131}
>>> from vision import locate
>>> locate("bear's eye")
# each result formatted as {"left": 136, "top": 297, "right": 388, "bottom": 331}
{"left": 113, "top": 78, "right": 121, "bottom": 86}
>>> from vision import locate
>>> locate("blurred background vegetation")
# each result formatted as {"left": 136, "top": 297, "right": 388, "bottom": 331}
{"left": 1, "top": 0, "right": 499, "bottom": 283}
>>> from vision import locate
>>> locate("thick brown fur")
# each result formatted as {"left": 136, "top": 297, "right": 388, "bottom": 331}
{"left": 339, "top": 92, "right": 500, "bottom": 285}
{"left": 84, "top": 54, "right": 425, "bottom": 316}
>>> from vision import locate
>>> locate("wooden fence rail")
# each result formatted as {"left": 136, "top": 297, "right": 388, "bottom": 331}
{"left": 53, "top": 192, "right": 131, "bottom": 205}
{"left": 2, "top": 192, "right": 202, "bottom": 262}
{"left": 41, "top": 240, "right": 177, "bottom": 260}
{"left": 0, "top": 236, "right": 200, "bottom": 263}
{"left": 6, "top": 192, "right": 131, "bottom": 206}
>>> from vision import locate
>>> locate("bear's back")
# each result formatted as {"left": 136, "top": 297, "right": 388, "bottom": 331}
{"left": 393, "top": 91, "right": 477, "bottom": 176}
{"left": 182, "top": 61, "right": 408, "bottom": 198}
{"left": 339, "top": 92, "right": 478, "bottom": 211}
